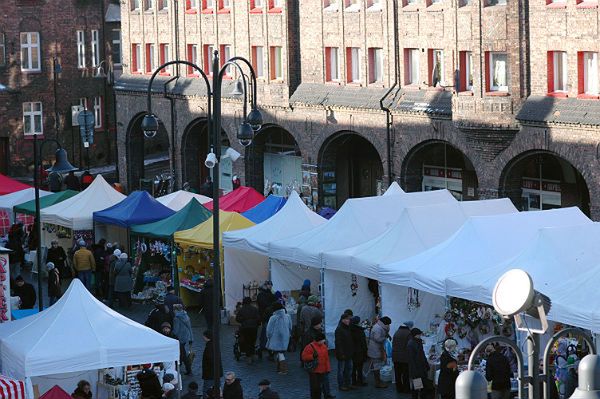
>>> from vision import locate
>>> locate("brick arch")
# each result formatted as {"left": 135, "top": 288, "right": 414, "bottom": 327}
{"left": 19, "top": 17, "right": 42, "bottom": 32}
{"left": 317, "top": 129, "right": 387, "bottom": 169}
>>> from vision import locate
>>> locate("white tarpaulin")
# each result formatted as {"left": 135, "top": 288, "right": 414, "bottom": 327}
{"left": 40, "top": 175, "right": 125, "bottom": 231}
{"left": 0, "top": 188, "right": 51, "bottom": 228}
{"left": 222, "top": 191, "right": 325, "bottom": 311}
{"left": 0, "top": 279, "right": 179, "bottom": 380}
{"left": 157, "top": 190, "right": 211, "bottom": 211}
{"left": 378, "top": 207, "right": 592, "bottom": 299}
{"left": 268, "top": 189, "right": 456, "bottom": 268}
{"left": 383, "top": 181, "right": 404, "bottom": 196}
{"left": 270, "top": 258, "right": 322, "bottom": 293}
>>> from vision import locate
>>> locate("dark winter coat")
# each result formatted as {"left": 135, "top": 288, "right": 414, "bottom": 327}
{"left": 112, "top": 260, "right": 132, "bottom": 293}
{"left": 48, "top": 268, "right": 61, "bottom": 298}
{"left": 47, "top": 246, "right": 67, "bottom": 270}
{"left": 392, "top": 325, "right": 412, "bottom": 363}
{"left": 256, "top": 288, "right": 276, "bottom": 319}
{"left": 13, "top": 282, "right": 36, "bottom": 309}
{"left": 222, "top": 378, "right": 243, "bottom": 399}
{"left": 334, "top": 322, "right": 355, "bottom": 360}
{"left": 202, "top": 340, "right": 223, "bottom": 380}
{"left": 350, "top": 324, "right": 368, "bottom": 362}
{"left": 485, "top": 351, "right": 513, "bottom": 391}
{"left": 165, "top": 293, "right": 183, "bottom": 311}
{"left": 72, "top": 388, "right": 92, "bottom": 399}
{"left": 145, "top": 305, "right": 174, "bottom": 332}
{"left": 236, "top": 303, "right": 261, "bottom": 329}
{"left": 200, "top": 281, "right": 214, "bottom": 315}
{"left": 258, "top": 387, "right": 280, "bottom": 399}
{"left": 407, "top": 336, "right": 430, "bottom": 380}
{"left": 438, "top": 350, "right": 459, "bottom": 396}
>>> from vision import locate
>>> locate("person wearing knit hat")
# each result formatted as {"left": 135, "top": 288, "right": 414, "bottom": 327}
{"left": 258, "top": 379, "right": 280, "bottom": 398}
{"left": 335, "top": 312, "right": 354, "bottom": 391}
{"left": 368, "top": 316, "right": 393, "bottom": 388}
{"left": 106, "top": 248, "right": 121, "bottom": 307}
{"left": 393, "top": 320, "right": 413, "bottom": 393}
{"left": 47, "top": 261, "right": 61, "bottom": 306}
{"left": 73, "top": 238, "right": 96, "bottom": 291}
{"left": 350, "top": 316, "right": 368, "bottom": 387}
{"left": 300, "top": 295, "right": 323, "bottom": 338}
{"left": 407, "top": 327, "right": 433, "bottom": 399}
{"left": 113, "top": 250, "right": 132, "bottom": 309}
{"left": 438, "top": 339, "right": 459, "bottom": 399}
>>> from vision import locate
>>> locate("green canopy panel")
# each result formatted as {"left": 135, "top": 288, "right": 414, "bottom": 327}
{"left": 13, "top": 190, "right": 79, "bottom": 216}
{"left": 130, "top": 198, "right": 211, "bottom": 239}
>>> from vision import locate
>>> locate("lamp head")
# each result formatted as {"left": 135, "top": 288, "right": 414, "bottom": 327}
{"left": 142, "top": 114, "right": 159, "bottom": 138}
{"left": 455, "top": 371, "right": 488, "bottom": 399}
{"left": 237, "top": 122, "right": 254, "bottom": 147}
{"left": 246, "top": 108, "right": 263, "bottom": 132}
{"left": 231, "top": 78, "right": 244, "bottom": 97}
{"left": 493, "top": 269, "right": 535, "bottom": 317}
{"left": 223, "top": 147, "right": 241, "bottom": 162}
{"left": 205, "top": 149, "right": 218, "bottom": 169}
{"left": 569, "top": 355, "right": 600, "bottom": 399}
{"left": 47, "top": 148, "right": 77, "bottom": 173}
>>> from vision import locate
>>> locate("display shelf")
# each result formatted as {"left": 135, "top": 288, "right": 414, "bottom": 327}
{"left": 181, "top": 283, "right": 203, "bottom": 293}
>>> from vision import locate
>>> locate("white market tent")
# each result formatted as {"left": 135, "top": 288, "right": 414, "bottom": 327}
{"left": 40, "top": 175, "right": 126, "bottom": 231}
{"left": 0, "top": 188, "right": 51, "bottom": 229}
{"left": 382, "top": 181, "right": 404, "bottom": 196}
{"left": 268, "top": 189, "right": 456, "bottom": 340}
{"left": 0, "top": 279, "right": 179, "bottom": 382}
{"left": 377, "top": 207, "right": 592, "bottom": 300}
{"left": 157, "top": 190, "right": 211, "bottom": 211}
{"left": 222, "top": 191, "right": 325, "bottom": 311}
{"left": 320, "top": 199, "right": 518, "bottom": 332}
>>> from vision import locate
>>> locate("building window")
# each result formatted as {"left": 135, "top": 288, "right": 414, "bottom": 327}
{"left": 325, "top": 47, "right": 340, "bottom": 82}
{"left": 145, "top": 44, "right": 155, "bottom": 73}
{"left": 204, "top": 44, "right": 214, "bottom": 74}
{"left": 221, "top": 44, "right": 232, "bottom": 76}
{"left": 160, "top": 43, "right": 170, "bottom": 75}
{"left": 345, "top": 0, "right": 361, "bottom": 11}
{"left": 252, "top": 46, "right": 265, "bottom": 78}
{"left": 404, "top": 48, "right": 419, "bottom": 85}
{"left": 76, "top": 30, "right": 86, "bottom": 69}
{"left": 131, "top": 0, "right": 141, "bottom": 10}
{"left": 145, "top": 0, "right": 154, "bottom": 10}
{"left": 251, "top": 0, "right": 265, "bottom": 9}
{"left": 368, "top": 48, "right": 383, "bottom": 83}
{"left": 186, "top": 44, "right": 198, "bottom": 75}
{"left": 91, "top": 30, "right": 100, "bottom": 68}
{"left": 579, "top": 51, "right": 599, "bottom": 96}
{"left": 0, "top": 33, "right": 6, "bottom": 67}
{"left": 23, "top": 102, "right": 43, "bottom": 135}
{"left": 547, "top": 51, "right": 567, "bottom": 94}
{"left": 93, "top": 97, "right": 103, "bottom": 129}
{"left": 270, "top": 46, "right": 283, "bottom": 80}
{"left": 186, "top": 0, "right": 198, "bottom": 11}
{"left": 202, "top": 0, "right": 215, "bottom": 12}
{"left": 346, "top": 47, "right": 361, "bottom": 83}
{"left": 429, "top": 0, "right": 442, "bottom": 5}
{"left": 429, "top": 49, "right": 444, "bottom": 86}
{"left": 79, "top": 97, "right": 88, "bottom": 110}
{"left": 219, "top": 0, "right": 231, "bottom": 11}
{"left": 367, "top": 0, "right": 383, "bottom": 10}
{"left": 132, "top": 43, "right": 141, "bottom": 73}
{"left": 459, "top": 51, "right": 474, "bottom": 91}
{"left": 487, "top": 52, "right": 508, "bottom": 92}
{"left": 324, "top": 0, "right": 339, "bottom": 11}
{"left": 111, "top": 30, "right": 122, "bottom": 66}
{"left": 486, "top": 0, "right": 506, "bottom": 5}
{"left": 269, "top": 0, "right": 284, "bottom": 9}
{"left": 159, "top": 0, "right": 168, "bottom": 10}
{"left": 20, "top": 32, "right": 41, "bottom": 72}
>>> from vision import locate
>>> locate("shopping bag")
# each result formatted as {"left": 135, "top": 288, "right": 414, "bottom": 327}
{"left": 277, "top": 352, "right": 286, "bottom": 362}
{"left": 380, "top": 360, "right": 394, "bottom": 382}
{"left": 412, "top": 378, "right": 424, "bottom": 390}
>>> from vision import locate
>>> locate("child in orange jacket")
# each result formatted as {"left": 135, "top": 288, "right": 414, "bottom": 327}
{"left": 302, "top": 331, "right": 331, "bottom": 399}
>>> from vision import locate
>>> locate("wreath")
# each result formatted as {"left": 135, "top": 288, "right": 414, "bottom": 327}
{"left": 445, "top": 322, "right": 456, "bottom": 338}
{"left": 350, "top": 274, "right": 359, "bottom": 296}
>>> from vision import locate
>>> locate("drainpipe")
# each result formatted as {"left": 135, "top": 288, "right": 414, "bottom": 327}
{"left": 379, "top": 0, "right": 400, "bottom": 187}
{"left": 164, "top": 76, "right": 178, "bottom": 191}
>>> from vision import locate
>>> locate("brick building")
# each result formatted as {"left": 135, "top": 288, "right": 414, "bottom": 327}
{"left": 0, "top": 0, "right": 122, "bottom": 177}
{"left": 115, "top": 0, "right": 600, "bottom": 218}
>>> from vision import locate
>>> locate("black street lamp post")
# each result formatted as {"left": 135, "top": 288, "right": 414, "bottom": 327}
{"left": 143, "top": 51, "right": 262, "bottom": 395}
{"left": 32, "top": 137, "right": 77, "bottom": 311}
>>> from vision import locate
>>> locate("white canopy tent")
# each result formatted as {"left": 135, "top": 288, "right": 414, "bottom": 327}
{"left": 0, "top": 188, "right": 51, "bottom": 233}
{"left": 383, "top": 181, "right": 404, "bottom": 196}
{"left": 377, "top": 207, "right": 592, "bottom": 299}
{"left": 157, "top": 190, "right": 211, "bottom": 211}
{"left": 268, "top": 189, "right": 456, "bottom": 341}
{"left": 222, "top": 191, "right": 325, "bottom": 311}
{"left": 0, "top": 279, "right": 179, "bottom": 383}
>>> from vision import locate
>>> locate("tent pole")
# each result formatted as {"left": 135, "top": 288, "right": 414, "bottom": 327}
{"left": 172, "top": 238, "right": 179, "bottom": 295}
{"left": 175, "top": 361, "right": 182, "bottom": 399}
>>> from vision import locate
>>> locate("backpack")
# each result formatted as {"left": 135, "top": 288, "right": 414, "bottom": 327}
{"left": 303, "top": 343, "right": 319, "bottom": 372}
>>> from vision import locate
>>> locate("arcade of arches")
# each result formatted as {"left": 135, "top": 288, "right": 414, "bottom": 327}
{"left": 127, "top": 113, "right": 170, "bottom": 190}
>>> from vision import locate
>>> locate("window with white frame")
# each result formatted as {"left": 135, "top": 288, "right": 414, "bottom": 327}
{"left": 222, "top": 0, "right": 231, "bottom": 8}
{"left": 205, "top": 0, "right": 215, "bottom": 9}
{"left": 222, "top": 44, "right": 232, "bottom": 75}
{"left": 345, "top": 0, "right": 360, "bottom": 11}
{"left": 367, "top": 0, "right": 383, "bottom": 10}
{"left": 254, "top": 0, "right": 265, "bottom": 7}
{"left": 369, "top": 48, "right": 383, "bottom": 83}
{"left": 324, "top": 0, "right": 339, "bottom": 11}
{"left": 77, "top": 30, "right": 86, "bottom": 68}
{"left": 347, "top": 47, "right": 360, "bottom": 83}
{"left": 430, "top": 49, "right": 444, "bottom": 86}
{"left": 583, "top": 52, "right": 599, "bottom": 95}
{"left": 91, "top": 30, "right": 99, "bottom": 67}
{"left": 93, "top": 97, "right": 102, "bottom": 129}
{"left": 131, "top": 0, "right": 140, "bottom": 10}
{"left": 270, "top": 46, "right": 283, "bottom": 80}
{"left": 204, "top": 44, "right": 214, "bottom": 74}
{"left": 325, "top": 47, "right": 340, "bottom": 81}
{"left": 111, "top": 29, "right": 121, "bottom": 65}
{"left": 20, "top": 32, "right": 41, "bottom": 72}
{"left": 160, "top": 43, "right": 170, "bottom": 74}
{"left": 273, "top": 0, "right": 284, "bottom": 7}
{"left": 145, "top": 0, "right": 154, "bottom": 10}
{"left": 489, "top": 52, "right": 508, "bottom": 91}
{"left": 187, "top": 44, "right": 198, "bottom": 75}
{"left": 146, "top": 44, "right": 155, "bottom": 73}
{"left": 187, "top": 0, "right": 198, "bottom": 10}
{"left": 0, "top": 33, "right": 5, "bottom": 67}
{"left": 79, "top": 97, "right": 88, "bottom": 110}
{"left": 406, "top": 48, "right": 419, "bottom": 85}
{"left": 23, "top": 102, "right": 43, "bottom": 135}
{"left": 132, "top": 43, "right": 142, "bottom": 73}
{"left": 465, "top": 51, "right": 473, "bottom": 90}
{"left": 252, "top": 46, "right": 265, "bottom": 78}
{"left": 552, "top": 51, "right": 567, "bottom": 92}
{"left": 159, "top": 0, "right": 169, "bottom": 9}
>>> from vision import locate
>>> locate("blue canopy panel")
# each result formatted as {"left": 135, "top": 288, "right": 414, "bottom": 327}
{"left": 242, "top": 195, "right": 286, "bottom": 224}
{"left": 93, "top": 190, "right": 175, "bottom": 228}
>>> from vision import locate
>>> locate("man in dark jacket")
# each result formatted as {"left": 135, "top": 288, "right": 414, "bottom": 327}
{"left": 145, "top": 297, "right": 174, "bottom": 332}
{"left": 485, "top": 345, "right": 513, "bottom": 399}
{"left": 407, "top": 328, "right": 433, "bottom": 399}
{"left": 392, "top": 321, "right": 414, "bottom": 393}
{"left": 257, "top": 379, "right": 280, "bottom": 399}
{"left": 202, "top": 330, "right": 223, "bottom": 398}
{"left": 256, "top": 281, "right": 276, "bottom": 356}
{"left": 236, "top": 297, "right": 261, "bottom": 362}
{"left": 200, "top": 279, "right": 214, "bottom": 329}
{"left": 335, "top": 313, "right": 355, "bottom": 391}
{"left": 222, "top": 372, "right": 243, "bottom": 399}
{"left": 350, "top": 316, "right": 368, "bottom": 387}
{"left": 181, "top": 381, "right": 200, "bottom": 399}
{"left": 13, "top": 275, "right": 36, "bottom": 309}
{"left": 165, "top": 286, "right": 183, "bottom": 311}
{"left": 47, "top": 240, "right": 68, "bottom": 278}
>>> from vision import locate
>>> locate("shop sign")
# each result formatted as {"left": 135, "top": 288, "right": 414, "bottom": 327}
{"left": 522, "top": 178, "right": 561, "bottom": 193}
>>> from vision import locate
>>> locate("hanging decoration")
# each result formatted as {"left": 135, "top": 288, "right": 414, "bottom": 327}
{"left": 350, "top": 274, "right": 359, "bottom": 296}
{"left": 407, "top": 288, "right": 421, "bottom": 311}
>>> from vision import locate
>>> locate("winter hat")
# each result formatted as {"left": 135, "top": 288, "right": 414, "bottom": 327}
{"left": 258, "top": 379, "right": 271, "bottom": 387}
{"left": 162, "top": 383, "right": 175, "bottom": 393}
{"left": 271, "top": 302, "right": 284, "bottom": 311}
{"left": 106, "top": 242, "right": 113, "bottom": 249}
{"left": 119, "top": 252, "right": 128, "bottom": 260}
{"left": 307, "top": 295, "right": 319, "bottom": 305}
{"left": 15, "top": 275, "right": 24, "bottom": 282}
{"left": 311, "top": 316, "right": 323, "bottom": 326}
{"left": 351, "top": 316, "right": 361, "bottom": 325}
{"left": 404, "top": 321, "right": 414, "bottom": 328}
{"left": 314, "top": 331, "right": 326, "bottom": 342}
{"left": 161, "top": 322, "right": 172, "bottom": 330}
{"left": 411, "top": 327, "right": 423, "bottom": 337}
{"left": 275, "top": 291, "right": 283, "bottom": 299}
{"left": 78, "top": 239, "right": 86, "bottom": 247}
{"left": 380, "top": 316, "right": 392, "bottom": 325}
{"left": 302, "top": 279, "right": 311, "bottom": 288}
{"left": 113, "top": 248, "right": 122, "bottom": 257}
{"left": 46, "top": 262, "right": 55, "bottom": 270}
{"left": 340, "top": 313, "right": 352, "bottom": 321}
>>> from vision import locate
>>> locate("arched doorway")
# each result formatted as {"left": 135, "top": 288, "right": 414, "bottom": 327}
{"left": 245, "top": 125, "right": 301, "bottom": 196}
{"left": 181, "top": 118, "right": 230, "bottom": 193}
{"left": 126, "top": 113, "right": 170, "bottom": 191}
{"left": 500, "top": 151, "right": 590, "bottom": 214}
{"left": 318, "top": 132, "right": 383, "bottom": 209}
{"left": 401, "top": 140, "right": 478, "bottom": 200}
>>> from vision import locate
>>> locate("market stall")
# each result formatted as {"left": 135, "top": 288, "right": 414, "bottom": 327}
{"left": 14, "top": 190, "right": 78, "bottom": 216}
{"left": 241, "top": 195, "right": 286, "bottom": 224}
{"left": 222, "top": 191, "right": 325, "bottom": 311}
{"left": 0, "top": 188, "right": 51, "bottom": 237}
{"left": 129, "top": 199, "right": 211, "bottom": 300}
{"left": 40, "top": 175, "right": 126, "bottom": 249}
{"left": 0, "top": 279, "right": 179, "bottom": 399}
{"left": 204, "top": 186, "right": 264, "bottom": 213}
{"left": 0, "top": 374, "right": 26, "bottom": 399}
{"left": 0, "top": 173, "right": 30, "bottom": 195}
{"left": 156, "top": 190, "right": 211, "bottom": 211}
{"left": 174, "top": 211, "right": 254, "bottom": 307}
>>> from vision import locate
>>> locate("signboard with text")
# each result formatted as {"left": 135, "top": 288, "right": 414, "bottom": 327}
{"left": 0, "top": 252, "right": 10, "bottom": 322}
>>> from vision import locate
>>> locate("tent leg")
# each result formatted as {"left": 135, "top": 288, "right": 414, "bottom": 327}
{"left": 320, "top": 268, "right": 325, "bottom": 332}
{"left": 172, "top": 239, "right": 179, "bottom": 295}
{"left": 175, "top": 361, "right": 182, "bottom": 398}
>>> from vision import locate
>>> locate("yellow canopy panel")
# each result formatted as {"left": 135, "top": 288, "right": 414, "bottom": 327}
{"left": 174, "top": 210, "right": 255, "bottom": 248}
